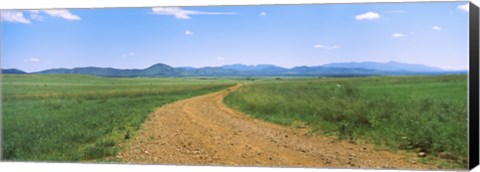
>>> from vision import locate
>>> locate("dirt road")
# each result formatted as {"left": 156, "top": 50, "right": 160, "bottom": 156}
{"left": 118, "top": 84, "right": 436, "bottom": 169}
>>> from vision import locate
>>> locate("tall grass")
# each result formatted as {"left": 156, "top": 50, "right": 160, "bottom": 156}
{"left": 225, "top": 75, "right": 468, "bottom": 167}
{"left": 2, "top": 74, "right": 235, "bottom": 161}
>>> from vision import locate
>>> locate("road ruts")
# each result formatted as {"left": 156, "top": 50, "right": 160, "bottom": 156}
{"left": 118, "top": 83, "right": 436, "bottom": 170}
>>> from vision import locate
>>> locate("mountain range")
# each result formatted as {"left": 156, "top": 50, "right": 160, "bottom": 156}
{"left": 1, "top": 61, "right": 467, "bottom": 77}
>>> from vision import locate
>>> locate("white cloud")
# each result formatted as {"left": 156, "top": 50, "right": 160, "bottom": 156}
{"left": 24, "top": 58, "right": 40, "bottom": 62}
{"left": 43, "top": 10, "right": 80, "bottom": 20}
{"left": 216, "top": 56, "right": 224, "bottom": 61}
{"left": 121, "top": 52, "right": 135, "bottom": 58}
{"left": 458, "top": 3, "right": 469, "bottom": 12}
{"left": 185, "top": 30, "right": 194, "bottom": 35}
{"left": 432, "top": 26, "right": 442, "bottom": 31}
{"left": 1, "top": 11, "right": 31, "bottom": 24}
{"left": 2, "top": 10, "right": 80, "bottom": 24}
{"left": 355, "top": 12, "right": 380, "bottom": 21}
{"left": 260, "top": 12, "right": 267, "bottom": 16}
{"left": 151, "top": 7, "right": 236, "bottom": 19}
{"left": 28, "top": 10, "right": 45, "bottom": 21}
{"left": 313, "top": 44, "right": 340, "bottom": 49}
{"left": 391, "top": 33, "right": 405, "bottom": 38}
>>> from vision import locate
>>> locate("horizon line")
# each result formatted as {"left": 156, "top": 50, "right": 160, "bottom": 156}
{"left": 2, "top": 60, "right": 470, "bottom": 73}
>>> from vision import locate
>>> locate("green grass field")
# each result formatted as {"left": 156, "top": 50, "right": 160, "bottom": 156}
{"left": 224, "top": 75, "right": 468, "bottom": 167}
{"left": 1, "top": 74, "right": 235, "bottom": 161}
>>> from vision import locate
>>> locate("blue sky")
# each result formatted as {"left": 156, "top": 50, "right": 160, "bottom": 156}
{"left": 1, "top": 2, "right": 470, "bottom": 72}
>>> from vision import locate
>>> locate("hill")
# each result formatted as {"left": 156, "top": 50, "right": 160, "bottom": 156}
{"left": 1, "top": 68, "right": 27, "bottom": 74}
{"left": 323, "top": 61, "right": 444, "bottom": 72}
{"left": 23, "top": 61, "right": 466, "bottom": 77}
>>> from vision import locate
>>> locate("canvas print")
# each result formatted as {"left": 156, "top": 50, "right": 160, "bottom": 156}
{"left": 0, "top": 1, "right": 471, "bottom": 170}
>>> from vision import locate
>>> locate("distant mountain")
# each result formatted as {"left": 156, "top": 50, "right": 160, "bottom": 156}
{"left": 221, "top": 64, "right": 289, "bottom": 75}
{"left": 176, "top": 67, "right": 196, "bottom": 71}
{"left": 222, "top": 64, "right": 282, "bottom": 71}
{"left": 33, "top": 63, "right": 180, "bottom": 77}
{"left": 323, "top": 61, "right": 444, "bottom": 72}
{"left": 190, "top": 67, "right": 240, "bottom": 76}
{"left": 249, "top": 65, "right": 289, "bottom": 75}
{"left": 141, "top": 63, "right": 179, "bottom": 76}
{"left": 1, "top": 68, "right": 27, "bottom": 74}
{"left": 37, "top": 68, "right": 74, "bottom": 74}
{"left": 22, "top": 61, "right": 465, "bottom": 77}
{"left": 285, "top": 66, "right": 382, "bottom": 76}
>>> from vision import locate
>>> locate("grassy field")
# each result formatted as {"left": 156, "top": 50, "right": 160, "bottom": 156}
{"left": 224, "top": 75, "right": 468, "bottom": 168}
{"left": 1, "top": 74, "right": 235, "bottom": 161}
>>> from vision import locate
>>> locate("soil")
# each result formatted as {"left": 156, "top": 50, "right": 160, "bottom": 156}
{"left": 118, "top": 84, "right": 437, "bottom": 170}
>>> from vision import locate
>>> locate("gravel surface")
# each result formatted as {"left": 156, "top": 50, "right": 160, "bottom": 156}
{"left": 118, "top": 84, "right": 436, "bottom": 170}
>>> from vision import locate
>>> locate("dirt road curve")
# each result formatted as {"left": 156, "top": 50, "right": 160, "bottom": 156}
{"left": 118, "top": 84, "right": 436, "bottom": 169}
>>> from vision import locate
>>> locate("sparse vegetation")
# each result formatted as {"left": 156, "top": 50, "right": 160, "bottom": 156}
{"left": 224, "top": 75, "right": 468, "bottom": 168}
{"left": 1, "top": 74, "right": 235, "bottom": 161}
